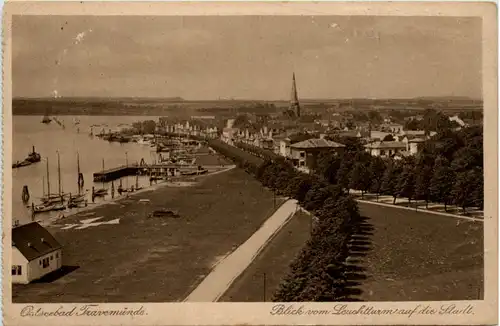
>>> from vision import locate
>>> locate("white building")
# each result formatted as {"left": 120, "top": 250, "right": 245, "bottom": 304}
{"left": 279, "top": 138, "right": 292, "bottom": 158}
{"left": 364, "top": 141, "right": 407, "bottom": 157}
{"left": 12, "top": 222, "right": 63, "bottom": 284}
{"left": 406, "top": 138, "right": 426, "bottom": 155}
{"left": 365, "top": 137, "right": 428, "bottom": 157}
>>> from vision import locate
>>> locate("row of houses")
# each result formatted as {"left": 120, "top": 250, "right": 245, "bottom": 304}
{"left": 158, "top": 121, "right": 219, "bottom": 138}
{"left": 220, "top": 118, "right": 439, "bottom": 173}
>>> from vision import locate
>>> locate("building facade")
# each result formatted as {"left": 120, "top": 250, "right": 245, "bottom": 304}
{"left": 364, "top": 141, "right": 407, "bottom": 157}
{"left": 289, "top": 138, "right": 345, "bottom": 172}
{"left": 12, "top": 222, "right": 63, "bottom": 284}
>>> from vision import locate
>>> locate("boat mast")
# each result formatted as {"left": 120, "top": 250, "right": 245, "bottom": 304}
{"left": 125, "top": 152, "right": 128, "bottom": 190}
{"left": 102, "top": 158, "right": 105, "bottom": 189}
{"left": 77, "top": 152, "right": 81, "bottom": 195}
{"left": 57, "top": 151, "right": 62, "bottom": 196}
{"left": 46, "top": 157, "right": 50, "bottom": 196}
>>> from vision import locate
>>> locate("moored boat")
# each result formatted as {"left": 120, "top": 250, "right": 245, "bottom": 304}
{"left": 26, "top": 146, "right": 41, "bottom": 163}
{"left": 93, "top": 158, "right": 108, "bottom": 197}
{"left": 67, "top": 194, "right": 87, "bottom": 208}
{"left": 40, "top": 194, "right": 66, "bottom": 205}
{"left": 12, "top": 146, "right": 41, "bottom": 168}
{"left": 93, "top": 188, "right": 108, "bottom": 196}
{"left": 42, "top": 108, "right": 51, "bottom": 124}
{"left": 32, "top": 202, "right": 65, "bottom": 214}
{"left": 12, "top": 160, "right": 32, "bottom": 168}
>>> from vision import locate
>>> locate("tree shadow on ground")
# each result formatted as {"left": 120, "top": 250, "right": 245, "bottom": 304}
{"left": 336, "top": 215, "right": 374, "bottom": 302}
{"left": 31, "top": 265, "right": 80, "bottom": 283}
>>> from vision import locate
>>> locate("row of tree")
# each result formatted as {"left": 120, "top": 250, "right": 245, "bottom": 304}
{"left": 404, "top": 109, "right": 461, "bottom": 131}
{"left": 208, "top": 139, "right": 362, "bottom": 301}
{"left": 316, "top": 126, "right": 483, "bottom": 213}
{"left": 131, "top": 120, "right": 157, "bottom": 135}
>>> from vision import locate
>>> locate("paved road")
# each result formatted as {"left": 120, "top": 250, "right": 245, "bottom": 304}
{"left": 184, "top": 199, "right": 299, "bottom": 302}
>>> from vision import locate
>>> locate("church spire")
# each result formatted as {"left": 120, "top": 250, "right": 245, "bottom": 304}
{"left": 289, "top": 72, "right": 301, "bottom": 117}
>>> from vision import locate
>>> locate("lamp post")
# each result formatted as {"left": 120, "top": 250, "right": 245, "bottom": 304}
{"left": 125, "top": 151, "right": 129, "bottom": 193}
{"left": 273, "top": 187, "right": 276, "bottom": 209}
{"left": 263, "top": 272, "right": 267, "bottom": 302}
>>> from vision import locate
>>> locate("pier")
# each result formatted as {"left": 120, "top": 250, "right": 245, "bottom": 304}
{"left": 93, "top": 164, "right": 139, "bottom": 182}
{"left": 93, "top": 163, "right": 208, "bottom": 182}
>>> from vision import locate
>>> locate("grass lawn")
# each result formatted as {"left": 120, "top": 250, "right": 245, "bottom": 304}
{"left": 345, "top": 202, "right": 484, "bottom": 301}
{"left": 13, "top": 168, "right": 281, "bottom": 303}
{"left": 219, "top": 211, "right": 312, "bottom": 302}
{"left": 350, "top": 191, "right": 484, "bottom": 218}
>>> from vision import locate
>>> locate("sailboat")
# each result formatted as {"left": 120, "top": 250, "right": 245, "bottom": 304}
{"left": 93, "top": 159, "right": 108, "bottom": 197}
{"left": 33, "top": 156, "right": 66, "bottom": 214}
{"left": 68, "top": 152, "right": 86, "bottom": 207}
{"left": 40, "top": 158, "right": 60, "bottom": 204}
{"left": 42, "top": 108, "right": 51, "bottom": 124}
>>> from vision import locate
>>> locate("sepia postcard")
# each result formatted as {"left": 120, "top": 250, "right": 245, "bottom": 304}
{"left": 2, "top": 1, "right": 498, "bottom": 325}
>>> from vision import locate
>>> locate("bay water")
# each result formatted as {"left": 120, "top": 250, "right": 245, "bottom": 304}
{"left": 12, "top": 115, "right": 164, "bottom": 225}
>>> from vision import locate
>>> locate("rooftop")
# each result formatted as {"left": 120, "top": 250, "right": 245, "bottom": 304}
{"left": 403, "top": 130, "right": 426, "bottom": 136}
{"left": 12, "top": 222, "right": 62, "bottom": 261}
{"left": 365, "top": 141, "right": 407, "bottom": 149}
{"left": 290, "top": 138, "right": 345, "bottom": 149}
{"left": 408, "top": 137, "right": 426, "bottom": 143}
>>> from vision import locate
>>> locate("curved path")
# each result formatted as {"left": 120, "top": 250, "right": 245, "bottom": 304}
{"left": 184, "top": 199, "right": 299, "bottom": 302}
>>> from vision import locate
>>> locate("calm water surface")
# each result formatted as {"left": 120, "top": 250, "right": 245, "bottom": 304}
{"left": 13, "top": 116, "right": 164, "bottom": 224}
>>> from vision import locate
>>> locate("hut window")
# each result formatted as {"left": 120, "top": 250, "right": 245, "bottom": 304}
{"left": 50, "top": 255, "right": 53, "bottom": 261}
{"left": 12, "top": 265, "right": 22, "bottom": 275}
{"left": 56, "top": 252, "right": 59, "bottom": 258}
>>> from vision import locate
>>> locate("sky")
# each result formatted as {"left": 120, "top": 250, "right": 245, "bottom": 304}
{"left": 12, "top": 15, "right": 482, "bottom": 100}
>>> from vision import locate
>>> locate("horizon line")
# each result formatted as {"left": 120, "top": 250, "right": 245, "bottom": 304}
{"left": 12, "top": 96, "right": 483, "bottom": 101}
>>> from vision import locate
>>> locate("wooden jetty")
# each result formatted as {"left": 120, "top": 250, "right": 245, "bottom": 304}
{"left": 93, "top": 164, "right": 139, "bottom": 182}
{"left": 93, "top": 163, "right": 207, "bottom": 182}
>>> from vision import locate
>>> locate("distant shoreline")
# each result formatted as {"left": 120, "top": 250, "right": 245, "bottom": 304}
{"left": 12, "top": 96, "right": 483, "bottom": 102}
{"left": 12, "top": 97, "right": 484, "bottom": 116}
